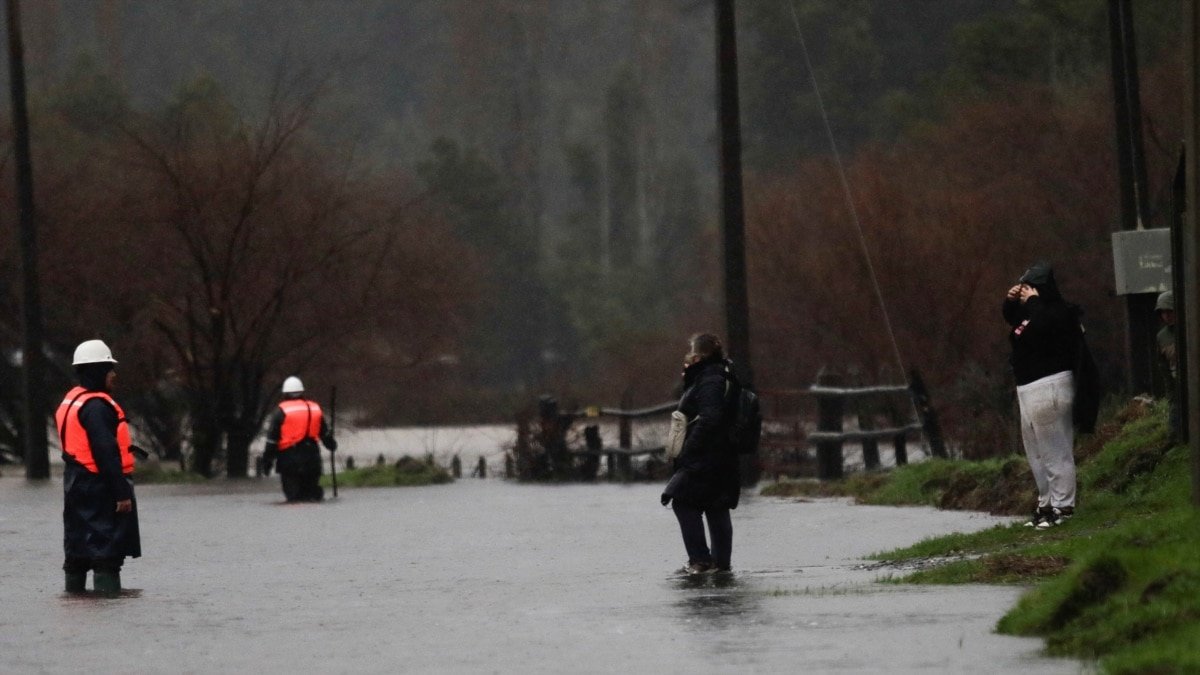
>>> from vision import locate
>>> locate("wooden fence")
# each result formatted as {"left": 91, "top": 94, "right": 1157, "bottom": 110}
{"left": 514, "top": 370, "right": 945, "bottom": 482}
{"left": 760, "top": 370, "right": 946, "bottom": 480}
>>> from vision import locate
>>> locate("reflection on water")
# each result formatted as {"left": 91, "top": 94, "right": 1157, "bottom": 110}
{"left": 672, "top": 571, "right": 762, "bottom": 630}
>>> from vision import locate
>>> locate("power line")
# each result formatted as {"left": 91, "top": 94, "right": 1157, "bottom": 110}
{"left": 785, "top": 0, "right": 908, "bottom": 384}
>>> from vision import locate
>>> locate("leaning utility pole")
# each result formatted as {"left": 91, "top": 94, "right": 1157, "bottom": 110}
{"left": 5, "top": 0, "right": 49, "bottom": 479}
{"left": 1184, "top": 0, "right": 1200, "bottom": 507}
{"left": 1107, "top": 0, "right": 1157, "bottom": 395}
{"left": 716, "top": 0, "right": 752, "bottom": 386}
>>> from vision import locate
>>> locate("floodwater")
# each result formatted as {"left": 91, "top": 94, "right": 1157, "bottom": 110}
{"left": 0, "top": 477, "right": 1087, "bottom": 674}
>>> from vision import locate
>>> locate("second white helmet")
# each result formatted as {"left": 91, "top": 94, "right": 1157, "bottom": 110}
{"left": 73, "top": 339, "right": 118, "bottom": 366}
{"left": 282, "top": 376, "right": 304, "bottom": 394}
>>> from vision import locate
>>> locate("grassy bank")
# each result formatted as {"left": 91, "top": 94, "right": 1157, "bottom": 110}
{"left": 320, "top": 455, "right": 453, "bottom": 488}
{"left": 763, "top": 401, "right": 1200, "bottom": 673}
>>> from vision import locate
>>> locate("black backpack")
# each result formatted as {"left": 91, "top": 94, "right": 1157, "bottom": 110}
{"left": 724, "top": 367, "right": 763, "bottom": 455}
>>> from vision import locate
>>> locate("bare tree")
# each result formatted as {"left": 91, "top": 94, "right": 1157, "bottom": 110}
{"left": 120, "top": 70, "right": 472, "bottom": 477}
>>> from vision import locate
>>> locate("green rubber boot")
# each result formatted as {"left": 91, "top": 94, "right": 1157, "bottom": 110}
{"left": 93, "top": 571, "right": 121, "bottom": 595}
{"left": 65, "top": 572, "right": 87, "bottom": 594}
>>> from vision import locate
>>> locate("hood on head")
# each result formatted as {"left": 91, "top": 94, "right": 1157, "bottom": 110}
{"left": 1019, "top": 261, "right": 1062, "bottom": 301}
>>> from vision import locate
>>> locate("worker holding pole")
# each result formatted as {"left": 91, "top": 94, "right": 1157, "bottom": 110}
{"left": 261, "top": 376, "right": 337, "bottom": 502}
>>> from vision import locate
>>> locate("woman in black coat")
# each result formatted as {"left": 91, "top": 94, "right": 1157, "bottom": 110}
{"left": 662, "top": 333, "right": 740, "bottom": 574}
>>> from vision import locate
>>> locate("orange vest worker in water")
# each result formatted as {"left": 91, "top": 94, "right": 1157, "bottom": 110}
{"left": 262, "top": 376, "right": 337, "bottom": 502}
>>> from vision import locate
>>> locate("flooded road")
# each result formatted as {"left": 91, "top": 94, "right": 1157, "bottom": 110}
{"left": 0, "top": 477, "right": 1084, "bottom": 674}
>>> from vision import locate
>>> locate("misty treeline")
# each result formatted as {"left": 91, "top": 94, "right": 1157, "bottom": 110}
{"left": 745, "top": 1, "right": 1182, "bottom": 457}
{"left": 0, "top": 0, "right": 1187, "bottom": 472}
{"left": 0, "top": 65, "right": 474, "bottom": 475}
{"left": 0, "top": 1, "right": 721, "bottom": 475}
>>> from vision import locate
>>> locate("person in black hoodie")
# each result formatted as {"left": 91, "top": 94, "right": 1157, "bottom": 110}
{"left": 661, "top": 333, "right": 741, "bottom": 574}
{"left": 1003, "top": 262, "right": 1080, "bottom": 529}
{"left": 56, "top": 339, "right": 141, "bottom": 594}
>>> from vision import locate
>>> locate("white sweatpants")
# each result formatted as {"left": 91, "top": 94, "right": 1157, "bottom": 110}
{"left": 1016, "top": 370, "right": 1076, "bottom": 509}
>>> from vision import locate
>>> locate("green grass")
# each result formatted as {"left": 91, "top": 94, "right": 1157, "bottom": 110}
{"left": 134, "top": 464, "right": 208, "bottom": 484}
{"left": 320, "top": 455, "right": 453, "bottom": 488}
{"left": 762, "top": 455, "right": 1033, "bottom": 514}
{"left": 776, "top": 400, "right": 1199, "bottom": 673}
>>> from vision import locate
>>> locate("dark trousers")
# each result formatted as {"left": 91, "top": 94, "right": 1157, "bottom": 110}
{"left": 672, "top": 502, "right": 732, "bottom": 569}
{"left": 278, "top": 443, "right": 324, "bottom": 502}
{"left": 63, "top": 556, "right": 123, "bottom": 574}
{"left": 280, "top": 470, "right": 323, "bottom": 502}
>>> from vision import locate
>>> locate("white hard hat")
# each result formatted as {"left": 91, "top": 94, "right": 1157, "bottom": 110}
{"left": 282, "top": 376, "right": 304, "bottom": 394}
{"left": 72, "top": 339, "right": 118, "bottom": 366}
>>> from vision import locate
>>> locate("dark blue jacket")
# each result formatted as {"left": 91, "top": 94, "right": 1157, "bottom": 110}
{"left": 63, "top": 394, "right": 141, "bottom": 560}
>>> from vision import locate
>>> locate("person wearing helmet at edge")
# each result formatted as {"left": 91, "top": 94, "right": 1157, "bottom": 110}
{"left": 1156, "top": 291, "right": 1182, "bottom": 445}
{"left": 1003, "top": 262, "right": 1083, "bottom": 529}
{"left": 261, "top": 376, "right": 337, "bottom": 502}
{"left": 57, "top": 339, "right": 144, "bottom": 595}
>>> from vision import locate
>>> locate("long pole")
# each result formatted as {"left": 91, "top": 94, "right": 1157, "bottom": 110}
{"left": 1185, "top": 0, "right": 1200, "bottom": 507}
{"left": 716, "top": 0, "right": 751, "bottom": 387}
{"left": 1107, "top": 0, "right": 1157, "bottom": 395}
{"left": 329, "top": 385, "right": 337, "bottom": 499}
{"left": 716, "top": 0, "right": 759, "bottom": 487}
{"left": 5, "top": 0, "right": 48, "bottom": 480}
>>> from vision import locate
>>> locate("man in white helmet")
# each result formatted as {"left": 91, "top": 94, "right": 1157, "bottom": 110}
{"left": 1156, "top": 291, "right": 1181, "bottom": 443}
{"left": 55, "top": 339, "right": 142, "bottom": 594}
{"left": 261, "top": 376, "right": 337, "bottom": 502}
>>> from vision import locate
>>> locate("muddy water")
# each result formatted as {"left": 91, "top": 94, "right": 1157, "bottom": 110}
{"left": 0, "top": 478, "right": 1084, "bottom": 674}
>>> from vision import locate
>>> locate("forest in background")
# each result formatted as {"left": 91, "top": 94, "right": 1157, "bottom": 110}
{"left": 0, "top": 0, "right": 1186, "bottom": 473}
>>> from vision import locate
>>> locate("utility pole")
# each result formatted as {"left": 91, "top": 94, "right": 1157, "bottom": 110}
{"left": 1107, "top": 0, "right": 1157, "bottom": 395}
{"left": 1184, "top": 0, "right": 1200, "bottom": 507}
{"left": 716, "top": 0, "right": 758, "bottom": 486}
{"left": 5, "top": 0, "right": 49, "bottom": 479}
{"left": 716, "top": 0, "right": 751, "bottom": 386}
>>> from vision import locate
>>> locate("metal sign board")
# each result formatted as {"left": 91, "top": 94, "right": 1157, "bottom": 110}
{"left": 1112, "top": 228, "right": 1172, "bottom": 295}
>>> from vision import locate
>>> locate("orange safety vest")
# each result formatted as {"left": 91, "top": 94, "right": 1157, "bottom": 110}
{"left": 277, "top": 399, "right": 323, "bottom": 451}
{"left": 55, "top": 386, "right": 135, "bottom": 474}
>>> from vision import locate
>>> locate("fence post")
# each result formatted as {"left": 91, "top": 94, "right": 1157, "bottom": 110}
{"left": 618, "top": 417, "right": 632, "bottom": 480}
{"left": 893, "top": 431, "right": 908, "bottom": 466}
{"left": 617, "top": 392, "right": 633, "bottom": 479}
{"left": 909, "top": 369, "right": 948, "bottom": 459}
{"left": 859, "top": 405, "right": 880, "bottom": 471}
{"left": 514, "top": 410, "right": 531, "bottom": 479}
{"left": 583, "top": 425, "right": 602, "bottom": 481}
{"left": 889, "top": 403, "right": 909, "bottom": 466}
{"left": 852, "top": 370, "right": 880, "bottom": 471}
{"left": 816, "top": 372, "right": 845, "bottom": 480}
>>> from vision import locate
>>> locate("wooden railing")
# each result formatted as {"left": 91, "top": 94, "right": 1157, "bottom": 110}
{"left": 514, "top": 369, "right": 945, "bottom": 482}
{"left": 760, "top": 370, "right": 946, "bottom": 480}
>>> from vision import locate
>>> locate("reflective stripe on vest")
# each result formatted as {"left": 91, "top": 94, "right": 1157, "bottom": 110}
{"left": 55, "top": 386, "right": 134, "bottom": 474}
{"left": 277, "top": 399, "right": 322, "bottom": 451}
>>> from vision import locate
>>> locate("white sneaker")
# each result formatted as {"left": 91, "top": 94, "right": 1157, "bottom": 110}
{"left": 1036, "top": 506, "right": 1074, "bottom": 529}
